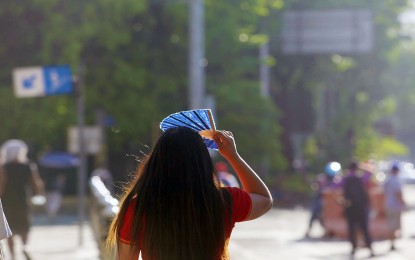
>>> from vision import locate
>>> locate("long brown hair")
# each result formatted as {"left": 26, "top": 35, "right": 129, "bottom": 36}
{"left": 106, "top": 127, "right": 229, "bottom": 260}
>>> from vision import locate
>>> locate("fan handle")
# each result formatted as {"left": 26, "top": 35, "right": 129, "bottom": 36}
{"left": 207, "top": 109, "right": 216, "bottom": 132}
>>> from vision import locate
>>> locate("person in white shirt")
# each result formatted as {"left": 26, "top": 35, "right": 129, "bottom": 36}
{"left": 383, "top": 164, "right": 406, "bottom": 251}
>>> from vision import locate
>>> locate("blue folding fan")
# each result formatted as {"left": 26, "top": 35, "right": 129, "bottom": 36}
{"left": 159, "top": 109, "right": 218, "bottom": 150}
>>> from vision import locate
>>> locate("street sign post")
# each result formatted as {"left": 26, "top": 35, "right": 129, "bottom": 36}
{"left": 12, "top": 64, "right": 87, "bottom": 246}
{"left": 68, "top": 126, "right": 103, "bottom": 155}
{"left": 12, "top": 65, "right": 73, "bottom": 98}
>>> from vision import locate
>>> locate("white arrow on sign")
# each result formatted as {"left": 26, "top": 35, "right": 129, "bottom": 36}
{"left": 12, "top": 67, "right": 46, "bottom": 98}
{"left": 12, "top": 65, "right": 74, "bottom": 98}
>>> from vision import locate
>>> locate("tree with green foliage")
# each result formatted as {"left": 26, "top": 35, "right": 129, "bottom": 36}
{"left": 0, "top": 0, "right": 288, "bottom": 178}
{"left": 1, "top": 0, "right": 414, "bottom": 180}
{"left": 268, "top": 0, "right": 413, "bottom": 170}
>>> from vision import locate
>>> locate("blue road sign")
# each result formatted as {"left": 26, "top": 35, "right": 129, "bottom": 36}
{"left": 13, "top": 65, "right": 74, "bottom": 98}
{"left": 44, "top": 66, "right": 73, "bottom": 95}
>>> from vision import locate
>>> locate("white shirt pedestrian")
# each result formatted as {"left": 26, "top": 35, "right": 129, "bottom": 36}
{"left": 383, "top": 165, "right": 405, "bottom": 250}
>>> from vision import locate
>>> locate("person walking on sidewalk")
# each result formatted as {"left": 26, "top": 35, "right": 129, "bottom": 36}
{"left": 106, "top": 127, "right": 273, "bottom": 260}
{"left": 0, "top": 145, "right": 44, "bottom": 260}
{"left": 383, "top": 164, "right": 406, "bottom": 251}
{"left": 45, "top": 172, "right": 66, "bottom": 222}
{"left": 342, "top": 160, "right": 374, "bottom": 257}
{"left": 305, "top": 162, "right": 340, "bottom": 238}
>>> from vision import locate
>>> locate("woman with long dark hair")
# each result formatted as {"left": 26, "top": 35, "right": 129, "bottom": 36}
{"left": 106, "top": 127, "right": 273, "bottom": 259}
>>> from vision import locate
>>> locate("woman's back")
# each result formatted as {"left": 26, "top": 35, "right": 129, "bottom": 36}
{"left": 112, "top": 127, "right": 231, "bottom": 260}
{"left": 118, "top": 185, "right": 253, "bottom": 259}
{"left": 107, "top": 126, "right": 272, "bottom": 260}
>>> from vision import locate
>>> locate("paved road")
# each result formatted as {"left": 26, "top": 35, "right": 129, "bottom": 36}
{"left": 229, "top": 184, "right": 415, "bottom": 260}
{"left": 1, "top": 185, "right": 414, "bottom": 260}
{"left": 1, "top": 215, "right": 100, "bottom": 260}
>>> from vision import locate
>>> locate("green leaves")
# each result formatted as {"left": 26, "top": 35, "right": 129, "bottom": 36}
{"left": 215, "top": 80, "right": 287, "bottom": 171}
{"left": 1, "top": 0, "right": 413, "bottom": 178}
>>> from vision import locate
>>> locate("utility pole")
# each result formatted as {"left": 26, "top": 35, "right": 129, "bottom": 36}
{"left": 259, "top": 41, "right": 270, "bottom": 97}
{"left": 75, "top": 64, "right": 87, "bottom": 246}
{"left": 189, "top": 0, "right": 205, "bottom": 109}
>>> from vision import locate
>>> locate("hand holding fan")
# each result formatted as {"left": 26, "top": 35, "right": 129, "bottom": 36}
{"left": 159, "top": 109, "right": 218, "bottom": 150}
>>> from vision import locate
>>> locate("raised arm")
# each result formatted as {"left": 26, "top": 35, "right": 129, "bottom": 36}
{"left": 213, "top": 130, "right": 273, "bottom": 220}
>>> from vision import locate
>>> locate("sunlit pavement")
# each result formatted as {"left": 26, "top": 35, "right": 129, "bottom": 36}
{"left": 1, "top": 186, "right": 414, "bottom": 260}
{"left": 229, "top": 185, "right": 415, "bottom": 260}
{"left": 1, "top": 215, "right": 100, "bottom": 260}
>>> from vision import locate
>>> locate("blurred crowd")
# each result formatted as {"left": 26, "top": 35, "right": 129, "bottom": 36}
{"left": 305, "top": 159, "right": 408, "bottom": 257}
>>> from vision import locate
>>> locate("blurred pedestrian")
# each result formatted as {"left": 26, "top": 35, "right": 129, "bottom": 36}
{"left": 305, "top": 162, "right": 340, "bottom": 237}
{"left": 360, "top": 159, "right": 378, "bottom": 190}
{"left": 106, "top": 127, "right": 273, "bottom": 260}
{"left": 341, "top": 160, "right": 374, "bottom": 257}
{"left": 215, "top": 161, "right": 240, "bottom": 188}
{"left": 45, "top": 172, "right": 66, "bottom": 222}
{"left": 0, "top": 143, "right": 44, "bottom": 259}
{"left": 383, "top": 164, "right": 406, "bottom": 251}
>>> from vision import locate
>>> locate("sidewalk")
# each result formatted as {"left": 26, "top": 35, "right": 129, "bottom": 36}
{"left": 229, "top": 207, "right": 415, "bottom": 260}
{"left": 229, "top": 184, "right": 415, "bottom": 260}
{"left": 2, "top": 186, "right": 413, "bottom": 260}
{"left": 1, "top": 214, "right": 100, "bottom": 260}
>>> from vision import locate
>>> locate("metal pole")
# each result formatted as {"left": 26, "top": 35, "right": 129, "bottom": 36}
{"left": 75, "top": 64, "right": 87, "bottom": 246}
{"left": 259, "top": 41, "right": 270, "bottom": 97}
{"left": 189, "top": 0, "right": 205, "bottom": 109}
{"left": 95, "top": 108, "right": 107, "bottom": 168}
